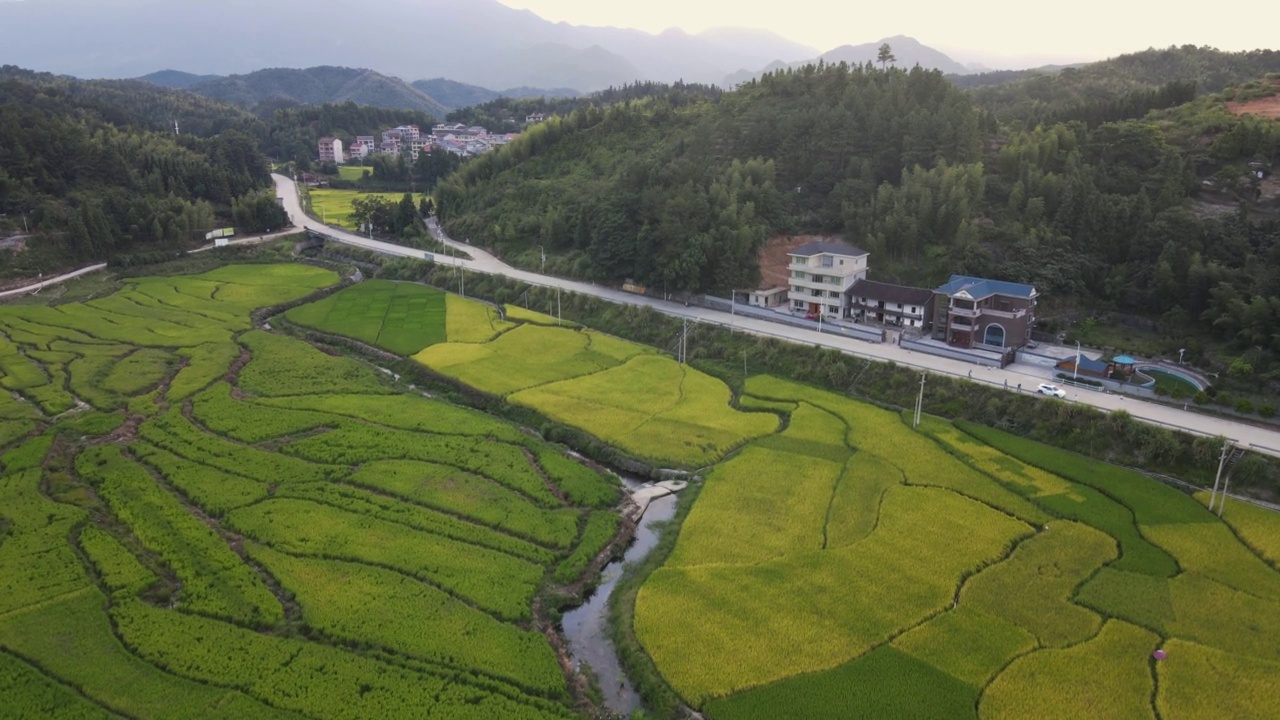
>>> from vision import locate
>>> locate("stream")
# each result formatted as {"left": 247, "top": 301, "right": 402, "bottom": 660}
{"left": 561, "top": 474, "right": 679, "bottom": 716}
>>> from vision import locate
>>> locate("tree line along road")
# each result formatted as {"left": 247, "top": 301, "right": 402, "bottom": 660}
{"left": 271, "top": 172, "right": 1274, "bottom": 458}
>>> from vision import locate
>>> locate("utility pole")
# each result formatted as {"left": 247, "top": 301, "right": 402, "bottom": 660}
{"left": 1073, "top": 341, "right": 1081, "bottom": 382}
{"left": 556, "top": 286, "right": 561, "bottom": 326}
{"left": 679, "top": 318, "right": 689, "bottom": 365}
{"left": 1219, "top": 464, "right": 1235, "bottom": 518}
{"left": 743, "top": 348, "right": 748, "bottom": 384}
{"left": 914, "top": 370, "right": 926, "bottom": 428}
{"left": 1208, "top": 438, "right": 1232, "bottom": 513}
{"left": 538, "top": 245, "right": 546, "bottom": 272}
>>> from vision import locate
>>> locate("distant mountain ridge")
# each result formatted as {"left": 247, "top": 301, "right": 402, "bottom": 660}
{"left": 723, "top": 35, "right": 970, "bottom": 86}
{"left": 0, "top": 0, "right": 815, "bottom": 91}
{"left": 820, "top": 36, "right": 969, "bottom": 74}
{"left": 138, "top": 69, "right": 223, "bottom": 89}
{"left": 411, "top": 79, "right": 580, "bottom": 112}
{"left": 181, "top": 67, "right": 450, "bottom": 118}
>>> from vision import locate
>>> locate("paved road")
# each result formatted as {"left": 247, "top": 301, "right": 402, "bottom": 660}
{"left": 274, "top": 174, "right": 1280, "bottom": 456}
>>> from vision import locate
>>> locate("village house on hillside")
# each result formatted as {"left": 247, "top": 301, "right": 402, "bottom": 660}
{"left": 931, "top": 275, "right": 1038, "bottom": 350}
{"left": 317, "top": 137, "right": 343, "bottom": 165}
{"left": 319, "top": 122, "right": 521, "bottom": 165}
{"left": 848, "top": 279, "right": 935, "bottom": 330}
{"left": 786, "top": 241, "right": 870, "bottom": 318}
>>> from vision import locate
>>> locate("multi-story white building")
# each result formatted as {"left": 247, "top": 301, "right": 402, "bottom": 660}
{"left": 393, "top": 124, "right": 420, "bottom": 142}
{"left": 787, "top": 241, "right": 869, "bottom": 318}
{"left": 354, "top": 136, "right": 376, "bottom": 153}
{"left": 408, "top": 138, "right": 431, "bottom": 161}
{"left": 318, "top": 137, "right": 344, "bottom": 165}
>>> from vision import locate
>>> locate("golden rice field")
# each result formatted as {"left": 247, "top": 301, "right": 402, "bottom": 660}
{"left": 14, "top": 260, "right": 1276, "bottom": 720}
{"left": 416, "top": 324, "right": 773, "bottom": 467}
{"left": 634, "top": 376, "right": 1280, "bottom": 720}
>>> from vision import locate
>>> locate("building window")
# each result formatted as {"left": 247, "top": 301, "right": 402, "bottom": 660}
{"left": 828, "top": 305, "right": 839, "bottom": 314}
{"left": 821, "top": 256, "right": 833, "bottom": 268}
{"left": 839, "top": 259, "right": 845, "bottom": 265}
{"left": 984, "top": 324, "right": 1006, "bottom": 347}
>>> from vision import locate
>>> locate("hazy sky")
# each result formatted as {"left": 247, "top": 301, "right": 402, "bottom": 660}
{"left": 498, "top": 0, "right": 1277, "bottom": 66}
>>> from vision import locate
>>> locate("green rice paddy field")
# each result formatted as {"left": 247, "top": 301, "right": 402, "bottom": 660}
{"left": 0, "top": 264, "right": 621, "bottom": 719}
{"left": 307, "top": 189, "right": 425, "bottom": 230}
{"left": 336, "top": 165, "right": 372, "bottom": 181}
{"left": 3, "top": 262, "right": 1279, "bottom": 719}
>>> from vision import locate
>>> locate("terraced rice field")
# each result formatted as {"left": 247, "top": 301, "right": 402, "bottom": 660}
{"left": 6, "top": 261, "right": 1279, "bottom": 720}
{"left": 635, "top": 376, "right": 1280, "bottom": 719}
{"left": 415, "top": 324, "right": 776, "bottom": 467}
{"left": 0, "top": 264, "right": 621, "bottom": 719}
{"left": 285, "top": 279, "right": 447, "bottom": 354}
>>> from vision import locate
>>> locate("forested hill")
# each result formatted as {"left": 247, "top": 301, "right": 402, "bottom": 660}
{"left": 444, "top": 81, "right": 720, "bottom": 133}
{"left": 0, "top": 70, "right": 285, "bottom": 277}
{"left": 0, "top": 65, "right": 259, "bottom": 137}
{"left": 967, "top": 46, "right": 1280, "bottom": 125}
{"left": 186, "top": 66, "right": 450, "bottom": 119}
{"left": 434, "top": 61, "right": 1280, "bottom": 360}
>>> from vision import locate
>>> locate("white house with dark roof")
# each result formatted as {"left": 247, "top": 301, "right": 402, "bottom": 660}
{"left": 786, "top": 241, "right": 869, "bottom": 318}
{"left": 317, "top": 137, "right": 343, "bottom": 165}
{"left": 848, "top": 279, "right": 935, "bottom": 329}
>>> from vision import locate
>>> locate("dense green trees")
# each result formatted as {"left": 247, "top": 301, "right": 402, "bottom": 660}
{"left": 231, "top": 191, "right": 288, "bottom": 233}
{"left": 0, "top": 72, "right": 276, "bottom": 275}
{"left": 433, "top": 59, "right": 1280, "bottom": 378}
{"left": 437, "top": 64, "right": 981, "bottom": 293}
{"left": 968, "top": 46, "right": 1280, "bottom": 125}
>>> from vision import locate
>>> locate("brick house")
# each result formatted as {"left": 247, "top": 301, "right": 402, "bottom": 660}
{"left": 931, "top": 275, "right": 1037, "bottom": 350}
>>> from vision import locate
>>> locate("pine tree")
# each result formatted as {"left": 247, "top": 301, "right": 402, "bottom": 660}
{"left": 877, "top": 44, "right": 896, "bottom": 70}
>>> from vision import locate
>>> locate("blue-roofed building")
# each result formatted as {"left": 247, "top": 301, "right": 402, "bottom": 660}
{"left": 1056, "top": 354, "right": 1113, "bottom": 379}
{"left": 931, "top": 274, "right": 1038, "bottom": 350}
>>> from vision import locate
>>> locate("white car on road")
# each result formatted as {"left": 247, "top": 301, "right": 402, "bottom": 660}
{"left": 1037, "top": 383, "right": 1067, "bottom": 398}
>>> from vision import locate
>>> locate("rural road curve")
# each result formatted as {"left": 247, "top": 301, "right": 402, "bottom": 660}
{"left": 272, "top": 174, "right": 1280, "bottom": 456}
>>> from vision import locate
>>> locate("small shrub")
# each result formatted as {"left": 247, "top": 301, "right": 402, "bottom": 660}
{"left": 1259, "top": 405, "right": 1276, "bottom": 419}
{"left": 1228, "top": 359, "right": 1255, "bottom": 379}
{"left": 1193, "top": 391, "right": 1209, "bottom": 405}
{"left": 1235, "top": 399, "right": 1254, "bottom": 414}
